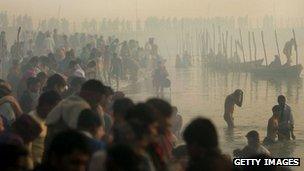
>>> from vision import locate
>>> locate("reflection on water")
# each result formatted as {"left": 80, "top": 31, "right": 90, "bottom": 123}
{"left": 124, "top": 62, "right": 304, "bottom": 170}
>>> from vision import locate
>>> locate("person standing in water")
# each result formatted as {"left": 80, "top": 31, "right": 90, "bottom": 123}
{"left": 152, "top": 61, "right": 169, "bottom": 97}
{"left": 224, "top": 89, "right": 243, "bottom": 128}
{"left": 283, "top": 38, "right": 296, "bottom": 66}
{"left": 277, "top": 95, "right": 295, "bottom": 141}
{"left": 263, "top": 105, "right": 280, "bottom": 145}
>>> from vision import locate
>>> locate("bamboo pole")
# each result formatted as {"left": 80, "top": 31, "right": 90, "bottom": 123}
{"left": 222, "top": 32, "right": 225, "bottom": 55}
{"left": 239, "top": 29, "right": 246, "bottom": 63}
{"left": 235, "top": 40, "right": 238, "bottom": 57}
{"left": 206, "top": 29, "right": 209, "bottom": 55}
{"left": 218, "top": 26, "right": 222, "bottom": 54}
{"left": 252, "top": 32, "right": 257, "bottom": 62}
{"left": 225, "top": 31, "right": 228, "bottom": 59}
{"left": 275, "top": 30, "right": 280, "bottom": 58}
{"left": 261, "top": 31, "right": 268, "bottom": 66}
{"left": 230, "top": 35, "right": 233, "bottom": 58}
{"left": 235, "top": 39, "right": 241, "bottom": 67}
{"left": 248, "top": 31, "right": 252, "bottom": 61}
{"left": 16, "top": 27, "right": 21, "bottom": 58}
{"left": 292, "top": 29, "right": 299, "bottom": 65}
{"left": 213, "top": 24, "right": 215, "bottom": 52}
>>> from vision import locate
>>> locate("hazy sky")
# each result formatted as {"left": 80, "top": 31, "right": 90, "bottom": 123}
{"left": 1, "top": 0, "right": 304, "bottom": 21}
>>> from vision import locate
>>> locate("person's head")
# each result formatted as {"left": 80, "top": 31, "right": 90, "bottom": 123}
{"left": 36, "top": 72, "right": 48, "bottom": 87}
{"left": 45, "top": 74, "right": 67, "bottom": 95}
{"left": 183, "top": 118, "right": 218, "bottom": 159}
{"left": 0, "top": 31, "right": 5, "bottom": 38}
{"left": 101, "top": 86, "right": 114, "bottom": 110}
{"left": 45, "top": 130, "right": 91, "bottom": 171}
{"left": 28, "top": 56, "right": 39, "bottom": 68}
{"left": 12, "top": 114, "right": 42, "bottom": 144}
{"left": 113, "top": 98, "right": 134, "bottom": 122}
{"left": 77, "top": 109, "right": 104, "bottom": 140}
{"left": 146, "top": 98, "right": 173, "bottom": 135}
{"left": 233, "top": 89, "right": 243, "bottom": 107}
{"left": 39, "top": 56, "right": 51, "bottom": 72}
{"left": 125, "top": 103, "right": 158, "bottom": 147}
{"left": 274, "top": 55, "right": 279, "bottom": 59}
{"left": 79, "top": 79, "right": 106, "bottom": 108}
{"left": 112, "top": 91, "right": 125, "bottom": 101}
{"left": 36, "top": 90, "right": 62, "bottom": 119}
{"left": 45, "top": 32, "right": 51, "bottom": 37}
{"left": 113, "top": 53, "right": 118, "bottom": 58}
{"left": 277, "top": 95, "right": 286, "bottom": 107}
{"left": 68, "top": 76, "right": 86, "bottom": 93}
{"left": 68, "top": 60, "right": 78, "bottom": 70}
{"left": 157, "top": 61, "right": 162, "bottom": 68}
{"left": 11, "top": 59, "right": 20, "bottom": 69}
{"left": 106, "top": 144, "right": 142, "bottom": 171}
{"left": 272, "top": 105, "right": 280, "bottom": 119}
{"left": 246, "top": 130, "right": 260, "bottom": 147}
{"left": 26, "top": 77, "right": 40, "bottom": 93}
{"left": 0, "top": 144, "right": 29, "bottom": 171}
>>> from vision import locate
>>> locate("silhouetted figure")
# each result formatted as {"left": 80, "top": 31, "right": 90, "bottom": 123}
{"left": 277, "top": 95, "right": 295, "bottom": 141}
{"left": 183, "top": 118, "right": 232, "bottom": 171}
{"left": 283, "top": 39, "right": 296, "bottom": 66}
{"left": 269, "top": 55, "right": 281, "bottom": 68}
{"left": 224, "top": 89, "right": 243, "bottom": 128}
{"left": 36, "top": 130, "right": 91, "bottom": 171}
{"left": 234, "top": 130, "right": 270, "bottom": 158}
{"left": 263, "top": 105, "right": 280, "bottom": 145}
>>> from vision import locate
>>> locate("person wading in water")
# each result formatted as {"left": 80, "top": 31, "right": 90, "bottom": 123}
{"left": 224, "top": 89, "right": 243, "bottom": 128}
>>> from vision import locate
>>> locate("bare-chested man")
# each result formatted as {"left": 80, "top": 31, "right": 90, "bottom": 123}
{"left": 263, "top": 105, "right": 280, "bottom": 145}
{"left": 224, "top": 89, "right": 243, "bottom": 128}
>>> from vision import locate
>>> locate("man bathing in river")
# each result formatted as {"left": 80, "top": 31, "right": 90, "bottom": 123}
{"left": 224, "top": 89, "right": 243, "bottom": 128}
{"left": 263, "top": 105, "right": 280, "bottom": 145}
{"left": 277, "top": 95, "right": 295, "bottom": 141}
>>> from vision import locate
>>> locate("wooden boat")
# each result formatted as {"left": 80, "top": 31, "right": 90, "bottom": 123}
{"left": 207, "top": 59, "right": 264, "bottom": 72}
{"left": 232, "top": 59, "right": 264, "bottom": 71}
{"left": 250, "top": 64, "right": 303, "bottom": 77}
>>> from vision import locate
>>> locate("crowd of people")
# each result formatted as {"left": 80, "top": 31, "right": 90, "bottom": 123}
{"left": 0, "top": 70, "right": 295, "bottom": 171}
{"left": 1, "top": 26, "right": 172, "bottom": 93}
{"left": 0, "top": 14, "right": 298, "bottom": 171}
{"left": 0, "top": 74, "right": 185, "bottom": 171}
{"left": 0, "top": 74, "right": 294, "bottom": 171}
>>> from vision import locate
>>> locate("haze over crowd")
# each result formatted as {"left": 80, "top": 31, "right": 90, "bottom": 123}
{"left": 1, "top": 0, "right": 304, "bottom": 21}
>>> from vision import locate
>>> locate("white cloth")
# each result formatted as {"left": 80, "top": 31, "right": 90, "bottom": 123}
{"left": 46, "top": 95, "right": 90, "bottom": 129}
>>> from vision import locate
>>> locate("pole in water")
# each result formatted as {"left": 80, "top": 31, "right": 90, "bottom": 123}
{"left": 248, "top": 31, "right": 252, "bottom": 61}
{"left": 230, "top": 35, "right": 233, "bottom": 58}
{"left": 239, "top": 29, "right": 245, "bottom": 63}
{"left": 261, "top": 31, "right": 268, "bottom": 66}
{"left": 292, "top": 29, "right": 299, "bottom": 65}
{"left": 252, "top": 32, "right": 257, "bottom": 63}
{"left": 274, "top": 30, "right": 280, "bottom": 58}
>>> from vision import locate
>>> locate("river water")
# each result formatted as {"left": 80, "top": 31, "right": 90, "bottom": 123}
{"left": 123, "top": 61, "right": 304, "bottom": 170}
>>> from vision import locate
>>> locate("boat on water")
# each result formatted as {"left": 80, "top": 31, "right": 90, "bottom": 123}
{"left": 207, "top": 58, "right": 264, "bottom": 72}
{"left": 250, "top": 64, "right": 303, "bottom": 77}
